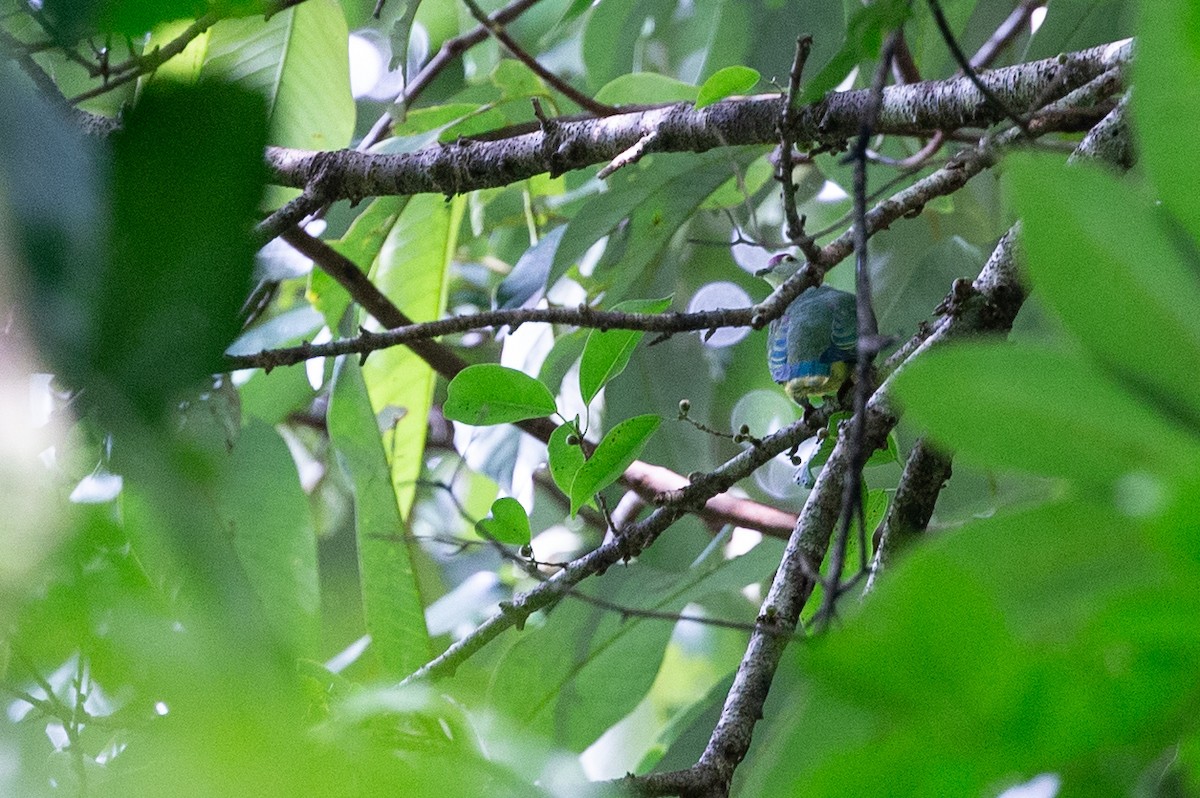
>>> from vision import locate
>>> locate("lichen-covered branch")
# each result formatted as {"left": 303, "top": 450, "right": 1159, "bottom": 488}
{"left": 265, "top": 41, "right": 1129, "bottom": 201}
{"left": 232, "top": 65, "right": 1122, "bottom": 373}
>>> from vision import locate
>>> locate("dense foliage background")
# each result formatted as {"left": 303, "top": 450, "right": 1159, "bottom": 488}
{"left": 2, "top": 0, "right": 1198, "bottom": 795}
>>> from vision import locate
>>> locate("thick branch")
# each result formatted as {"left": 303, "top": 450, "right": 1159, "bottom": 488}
{"left": 266, "top": 41, "right": 1130, "bottom": 200}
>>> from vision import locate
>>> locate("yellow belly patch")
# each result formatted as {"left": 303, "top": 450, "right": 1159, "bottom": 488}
{"left": 784, "top": 361, "right": 851, "bottom": 403}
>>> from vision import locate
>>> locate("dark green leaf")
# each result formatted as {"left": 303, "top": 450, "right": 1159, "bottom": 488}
{"left": 570, "top": 414, "right": 660, "bottom": 514}
{"left": 800, "top": 0, "right": 912, "bottom": 103}
{"left": 579, "top": 296, "right": 672, "bottom": 406}
{"left": 102, "top": 82, "right": 266, "bottom": 423}
{"left": 1006, "top": 154, "right": 1200, "bottom": 422}
{"left": 694, "top": 65, "right": 759, "bottom": 108}
{"left": 1134, "top": 0, "right": 1200, "bottom": 245}
{"left": 443, "top": 364, "right": 558, "bottom": 425}
{"left": 496, "top": 226, "right": 566, "bottom": 310}
{"left": 893, "top": 342, "right": 1200, "bottom": 484}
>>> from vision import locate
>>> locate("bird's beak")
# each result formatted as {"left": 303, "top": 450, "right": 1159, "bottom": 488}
{"left": 754, "top": 266, "right": 772, "bottom": 278}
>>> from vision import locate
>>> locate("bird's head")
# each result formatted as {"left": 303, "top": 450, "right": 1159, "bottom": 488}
{"left": 755, "top": 252, "right": 801, "bottom": 289}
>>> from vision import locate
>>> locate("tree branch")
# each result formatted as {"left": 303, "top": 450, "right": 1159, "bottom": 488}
{"left": 232, "top": 65, "right": 1122, "bottom": 372}
{"left": 282, "top": 228, "right": 799, "bottom": 538}
{"left": 266, "top": 41, "right": 1130, "bottom": 202}
{"left": 611, "top": 86, "right": 1134, "bottom": 798}
{"left": 400, "top": 413, "right": 825, "bottom": 684}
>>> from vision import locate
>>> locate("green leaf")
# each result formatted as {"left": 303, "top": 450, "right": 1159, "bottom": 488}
{"left": 216, "top": 421, "right": 319, "bottom": 657}
{"left": 491, "top": 59, "right": 547, "bottom": 100}
{"left": 1006, "top": 154, "right": 1200, "bottom": 422}
{"left": 864, "top": 488, "right": 889, "bottom": 537}
{"left": 579, "top": 296, "right": 672, "bottom": 406}
{"left": 313, "top": 197, "right": 410, "bottom": 329}
{"left": 893, "top": 342, "right": 1200, "bottom": 485}
{"left": 570, "top": 414, "right": 661, "bottom": 514}
{"left": 202, "top": 0, "right": 354, "bottom": 151}
{"left": 387, "top": 0, "right": 422, "bottom": 76}
{"left": 865, "top": 431, "right": 899, "bottom": 467}
{"left": 694, "top": 65, "right": 760, "bottom": 108}
{"left": 495, "top": 226, "right": 566, "bottom": 310}
{"left": 595, "top": 73, "right": 698, "bottom": 105}
{"left": 744, "top": 499, "right": 1200, "bottom": 796}
{"left": 475, "top": 497, "right": 532, "bottom": 546}
{"left": 100, "top": 82, "right": 266, "bottom": 423}
{"left": 553, "top": 149, "right": 760, "bottom": 298}
{"left": 548, "top": 422, "right": 586, "bottom": 496}
{"left": 1134, "top": 0, "right": 1200, "bottom": 247}
{"left": 361, "top": 194, "right": 464, "bottom": 519}
{"left": 443, "top": 364, "right": 558, "bottom": 425}
{"left": 328, "top": 358, "right": 431, "bottom": 678}
{"left": 487, "top": 535, "right": 784, "bottom": 750}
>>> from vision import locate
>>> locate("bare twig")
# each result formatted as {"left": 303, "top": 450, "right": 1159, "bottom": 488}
{"left": 970, "top": 1, "right": 1046, "bottom": 70}
{"left": 66, "top": 12, "right": 221, "bottom": 105}
{"left": 817, "top": 30, "right": 898, "bottom": 628}
{"left": 460, "top": 0, "right": 617, "bottom": 117}
{"left": 927, "top": 0, "right": 1029, "bottom": 134}
{"left": 359, "top": 0, "right": 548, "bottom": 149}
{"left": 777, "top": 35, "right": 822, "bottom": 263}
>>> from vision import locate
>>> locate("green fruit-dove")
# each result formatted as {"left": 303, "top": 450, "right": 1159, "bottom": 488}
{"left": 757, "top": 253, "right": 857, "bottom": 404}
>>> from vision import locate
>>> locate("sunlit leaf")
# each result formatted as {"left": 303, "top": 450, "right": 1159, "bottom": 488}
{"left": 476, "top": 497, "right": 532, "bottom": 546}
{"left": 694, "top": 65, "right": 759, "bottom": 108}
{"left": 570, "top": 414, "right": 660, "bottom": 514}
{"left": 444, "top": 364, "right": 558, "bottom": 425}
{"left": 328, "top": 358, "right": 431, "bottom": 678}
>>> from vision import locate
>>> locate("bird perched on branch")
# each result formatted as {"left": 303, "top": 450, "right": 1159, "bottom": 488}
{"left": 756, "top": 253, "right": 857, "bottom": 405}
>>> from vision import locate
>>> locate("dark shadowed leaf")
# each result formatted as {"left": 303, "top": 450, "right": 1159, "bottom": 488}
{"left": 102, "top": 81, "right": 266, "bottom": 423}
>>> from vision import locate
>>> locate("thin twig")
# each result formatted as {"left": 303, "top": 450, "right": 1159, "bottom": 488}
{"left": 777, "top": 35, "right": 822, "bottom": 262}
{"left": 359, "top": 0, "right": 549, "bottom": 149}
{"left": 67, "top": 12, "right": 221, "bottom": 105}
{"left": 816, "top": 30, "right": 898, "bottom": 628}
{"left": 927, "top": 0, "right": 1029, "bottom": 134}
{"left": 460, "top": 0, "right": 617, "bottom": 117}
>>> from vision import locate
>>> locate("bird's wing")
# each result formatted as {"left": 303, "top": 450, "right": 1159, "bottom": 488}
{"left": 825, "top": 288, "right": 858, "bottom": 363}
